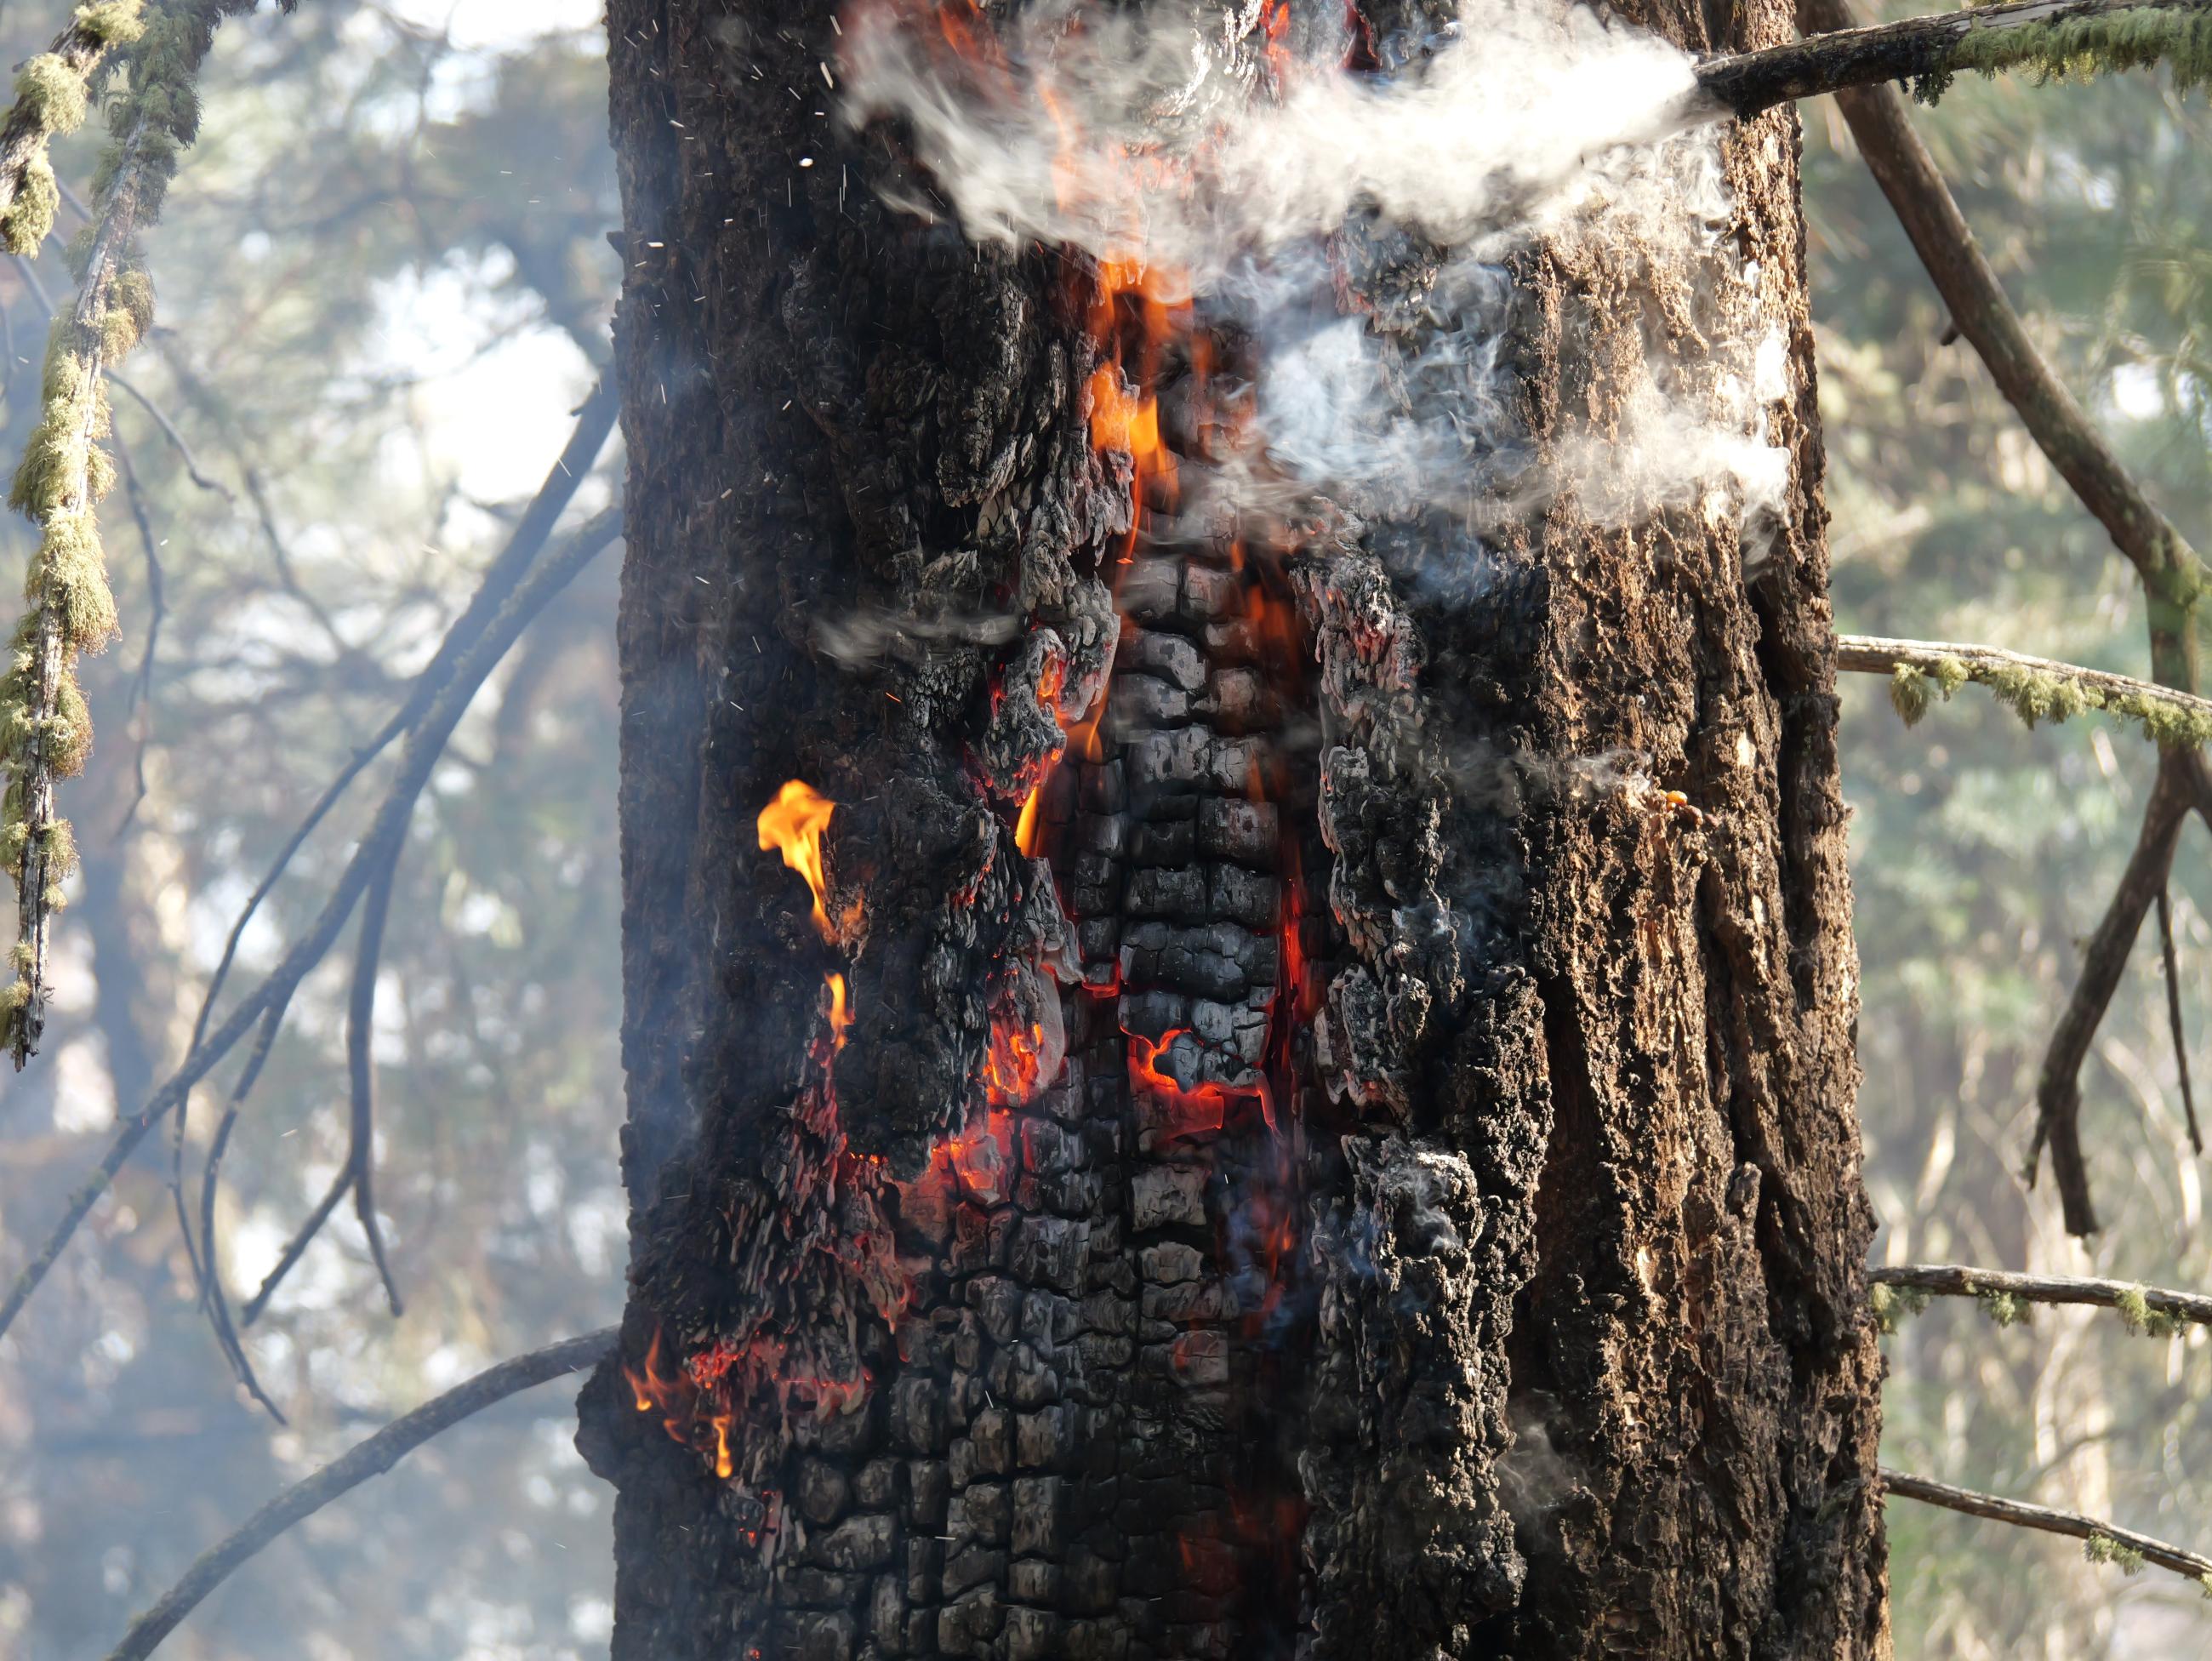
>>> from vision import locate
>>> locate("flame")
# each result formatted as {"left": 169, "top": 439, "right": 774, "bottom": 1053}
{"left": 1015, "top": 654, "right": 1069, "bottom": 857}
{"left": 756, "top": 780, "right": 839, "bottom": 943}
{"left": 827, "top": 973, "right": 854, "bottom": 1051}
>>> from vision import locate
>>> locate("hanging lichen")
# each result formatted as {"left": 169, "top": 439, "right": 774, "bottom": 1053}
{"left": 0, "top": 3, "right": 148, "bottom": 254}
{"left": 2, "top": 0, "right": 261, "bottom": 1067}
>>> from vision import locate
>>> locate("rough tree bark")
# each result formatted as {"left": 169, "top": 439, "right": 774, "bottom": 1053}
{"left": 576, "top": 2, "right": 1888, "bottom": 1658}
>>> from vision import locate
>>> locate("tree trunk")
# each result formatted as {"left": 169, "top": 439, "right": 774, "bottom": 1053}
{"left": 577, "top": 2, "right": 1889, "bottom": 1658}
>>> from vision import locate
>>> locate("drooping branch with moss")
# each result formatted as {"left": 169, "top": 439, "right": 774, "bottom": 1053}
{"left": 1868, "top": 1263, "right": 2212, "bottom": 1335}
{"left": 1, "top": 0, "right": 286, "bottom": 1068}
{"left": 1882, "top": 1469, "right": 2212, "bottom": 1590}
{"left": 0, "top": 3, "right": 147, "bottom": 254}
{"left": 1835, "top": 633, "right": 2212, "bottom": 745}
{"left": 1697, "top": 0, "right": 2212, "bottom": 121}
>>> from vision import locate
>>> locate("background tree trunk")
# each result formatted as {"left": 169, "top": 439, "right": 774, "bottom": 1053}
{"left": 578, "top": 2, "right": 1889, "bottom": 1658}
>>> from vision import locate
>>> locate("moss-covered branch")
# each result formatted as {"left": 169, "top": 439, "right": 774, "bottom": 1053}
{"left": 1697, "top": 0, "right": 2212, "bottom": 120}
{"left": 0, "top": 3, "right": 147, "bottom": 254}
{"left": 1882, "top": 1469, "right": 2212, "bottom": 1590}
{"left": 2, "top": 0, "right": 262, "bottom": 1068}
{"left": 1835, "top": 633, "right": 2212, "bottom": 744}
{"left": 1869, "top": 1263, "right": 2212, "bottom": 1334}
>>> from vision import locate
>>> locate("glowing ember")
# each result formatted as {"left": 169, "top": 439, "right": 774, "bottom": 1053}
{"left": 755, "top": 779, "right": 840, "bottom": 943}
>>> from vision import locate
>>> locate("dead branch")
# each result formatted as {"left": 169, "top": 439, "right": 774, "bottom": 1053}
{"left": 1882, "top": 1468, "right": 2212, "bottom": 1584}
{"left": 0, "top": 506, "right": 623, "bottom": 1349}
{"left": 2028, "top": 752, "right": 2191, "bottom": 1235}
{"left": 102, "top": 1327, "right": 616, "bottom": 1661}
{"left": 107, "top": 426, "right": 165, "bottom": 836}
{"left": 1700, "top": 0, "right": 2212, "bottom": 122}
{"left": 2155, "top": 886, "right": 2204, "bottom": 1155}
{"left": 1870, "top": 1263, "right": 2212, "bottom": 1327}
{"left": 1835, "top": 633, "right": 2212, "bottom": 741}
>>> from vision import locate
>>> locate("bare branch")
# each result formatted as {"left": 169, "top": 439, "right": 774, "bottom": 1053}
{"left": 103, "top": 1327, "right": 616, "bottom": 1661}
{"left": 2028, "top": 752, "right": 2191, "bottom": 1235}
{"left": 1699, "top": 0, "right": 2212, "bottom": 122}
{"left": 1870, "top": 1263, "right": 2212, "bottom": 1327}
{"left": 345, "top": 845, "right": 405, "bottom": 1317}
{"left": 107, "top": 426, "right": 165, "bottom": 836}
{"left": 2155, "top": 886, "right": 2204, "bottom": 1155}
{"left": 0, "top": 506, "right": 623, "bottom": 1348}
{"left": 1882, "top": 1468, "right": 2212, "bottom": 1585}
{"left": 1836, "top": 633, "right": 2212, "bottom": 744}
{"left": 108, "top": 371, "right": 237, "bottom": 501}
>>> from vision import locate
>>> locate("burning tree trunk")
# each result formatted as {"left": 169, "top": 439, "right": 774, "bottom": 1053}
{"left": 578, "top": 1, "right": 1887, "bottom": 1657}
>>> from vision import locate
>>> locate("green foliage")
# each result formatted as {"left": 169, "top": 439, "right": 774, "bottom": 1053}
{"left": 1940, "top": 9, "right": 2212, "bottom": 99}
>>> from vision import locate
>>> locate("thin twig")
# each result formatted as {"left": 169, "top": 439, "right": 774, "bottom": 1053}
{"left": 185, "top": 376, "right": 617, "bottom": 1058}
{"left": 102, "top": 1327, "right": 616, "bottom": 1661}
{"left": 1870, "top": 1263, "right": 2212, "bottom": 1327}
{"left": 108, "top": 370, "right": 236, "bottom": 501}
{"left": 346, "top": 844, "right": 405, "bottom": 1317}
{"left": 240, "top": 1160, "right": 352, "bottom": 1327}
{"left": 107, "top": 425, "right": 165, "bottom": 836}
{"left": 2155, "top": 886, "right": 2205, "bottom": 1155}
{"left": 0, "top": 506, "right": 623, "bottom": 1348}
{"left": 191, "top": 1007, "right": 288, "bottom": 1422}
{"left": 1882, "top": 1468, "right": 2212, "bottom": 1584}
{"left": 2028, "top": 751, "right": 2191, "bottom": 1235}
{"left": 1699, "top": 0, "right": 2212, "bottom": 121}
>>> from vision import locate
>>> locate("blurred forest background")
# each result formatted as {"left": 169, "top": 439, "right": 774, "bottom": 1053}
{"left": 0, "top": 2, "right": 2203, "bottom": 1657}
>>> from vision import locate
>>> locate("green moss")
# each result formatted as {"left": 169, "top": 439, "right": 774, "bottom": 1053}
{"left": 1941, "top": 9, "right": 2212, "bottom": 97}
{"left": 1978, "top": 1287, "right": 2031, "bottom": 1327}
{"left": 14, "top": 54, "right": 91, "bottom": 136}
{"left": 75, "top": 1, "right": 148, "bottom": 47}
{"left": 1870, "top": 1281, "right": 1934, "bottom": 1333}
{"left": 2084, "top": 1531, "right": 2147, "bottom": 1575}
{"left": 1, "top": 155, "right": 60, "bottom": 258}
{"left": 1890, "top": 665, "right": 1932, "bottom": 726}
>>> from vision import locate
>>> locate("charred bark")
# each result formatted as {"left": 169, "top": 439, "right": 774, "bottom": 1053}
{"left": 581, "top": 3, "right": 1886, "bottom": 1659}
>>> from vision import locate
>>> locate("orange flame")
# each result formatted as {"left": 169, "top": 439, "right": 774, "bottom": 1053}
{"left": 756, "top": 780, "right": 839, "bottom": 942}
{"left": 827, "top": 973, "right": 854, "bottom": 1051}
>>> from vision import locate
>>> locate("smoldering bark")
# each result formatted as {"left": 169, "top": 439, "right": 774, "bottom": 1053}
{"left": 584, "top": 3, "right": 1886, "bottom": 1660}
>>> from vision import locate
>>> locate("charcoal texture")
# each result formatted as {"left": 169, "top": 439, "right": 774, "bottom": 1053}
{"left": 585, "top": 1, "right": 1887, "bottom": 1658}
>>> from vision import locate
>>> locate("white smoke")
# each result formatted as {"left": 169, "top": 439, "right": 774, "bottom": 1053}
{"left": 841, "top": 0, "right": 1790, "bottom": 552}
{"left": 841, "top": 0, "right": 1707, "bottom": 273}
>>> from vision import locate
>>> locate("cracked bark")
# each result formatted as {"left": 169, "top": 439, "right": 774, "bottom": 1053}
{"left": 581, "top": 2, "right": 1887, "bottom": 1658}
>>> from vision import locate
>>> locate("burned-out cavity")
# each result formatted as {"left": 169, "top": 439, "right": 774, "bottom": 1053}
{"left": 584, "top": 1, "right": 1885, "bottom": 1658}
